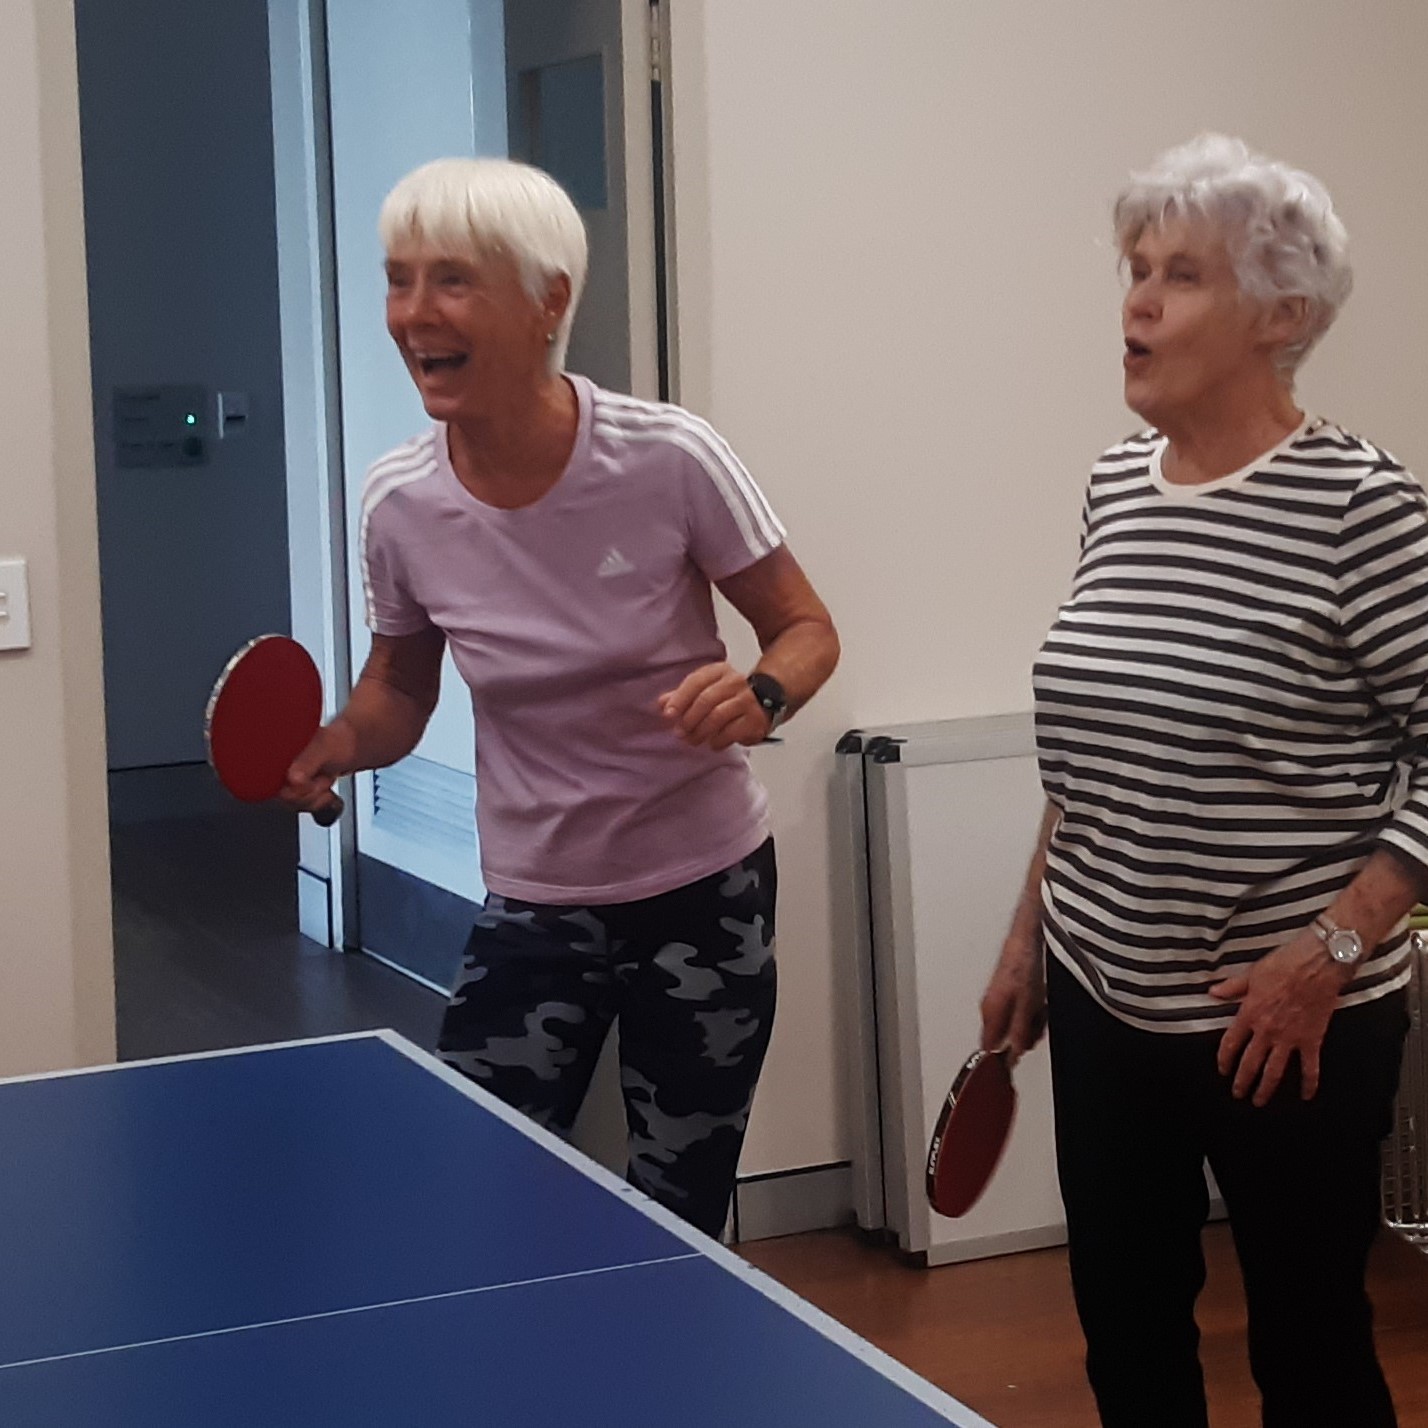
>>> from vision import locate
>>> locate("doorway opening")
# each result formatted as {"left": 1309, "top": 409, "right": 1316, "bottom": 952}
{"left": 76, "top": 0, "right": 669, "bottom": 1067}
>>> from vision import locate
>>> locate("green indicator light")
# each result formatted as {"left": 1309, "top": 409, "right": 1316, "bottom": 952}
{"left": 185, "top": 413, "right": 197, "bottom": 426}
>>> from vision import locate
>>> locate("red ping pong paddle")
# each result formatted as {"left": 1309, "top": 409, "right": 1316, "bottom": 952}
{"left": 925, "top": 1047, "right": 1018, "bottom": 1219}
{"left": 205, "top": 635, "right": 343, "bottom": 826}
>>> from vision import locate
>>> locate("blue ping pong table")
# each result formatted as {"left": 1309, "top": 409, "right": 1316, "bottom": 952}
{"left": 0, "top": 1030, "right": 996, "bottom": 1426}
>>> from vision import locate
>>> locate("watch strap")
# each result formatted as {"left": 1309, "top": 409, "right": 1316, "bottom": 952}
{"left": 747, "top": 672, "right": 788, "bottom": 732}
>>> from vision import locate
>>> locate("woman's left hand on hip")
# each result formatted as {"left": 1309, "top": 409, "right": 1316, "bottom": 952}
{"left": 1209, "top": 933, "right": 1352, "bottom": 1106}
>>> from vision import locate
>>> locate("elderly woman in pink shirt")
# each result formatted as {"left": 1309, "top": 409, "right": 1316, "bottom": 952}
{"left": 283, "top": 157, "right": 839, "bottom": 1236}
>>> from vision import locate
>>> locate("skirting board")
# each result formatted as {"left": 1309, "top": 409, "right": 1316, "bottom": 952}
{"left": 733, "top": 1162, "right": 855, "bottom": 1243}
{"left": 924, "top": 1223, "right": 1067, "bottom": 1267}
{"left": 723, "top": 1167, "right": 1217, "bottom": 1251}
{"left": 297, "top": 867, "right": 334, "bottom": 948}
{"left": 922, "top": 1195, "right": 1226, "bottom": 1268}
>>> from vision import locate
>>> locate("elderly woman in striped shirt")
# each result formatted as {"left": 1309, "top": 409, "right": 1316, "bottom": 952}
{"left": 982, "top": 135, "right": 1423, "bottom": 1428}
{"left": 281, "top": 158, "right": 839, "bottom": 1238}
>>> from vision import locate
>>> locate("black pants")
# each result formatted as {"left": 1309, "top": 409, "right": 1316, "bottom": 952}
{"left": 1047, "top": 955, "right": 1408, "bottom": 1428}
{"left": 438, "top": 839, "right": 777, "bottom": 1238}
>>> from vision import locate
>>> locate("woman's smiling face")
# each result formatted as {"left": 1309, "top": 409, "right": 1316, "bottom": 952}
{"left": 384, "top": 244, "right": 555, "bottom": 422}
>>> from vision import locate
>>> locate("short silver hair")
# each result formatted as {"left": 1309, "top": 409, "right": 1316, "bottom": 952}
{"left": 379, "top": 157, "right": 588, "bottom": 374}
{"left": 1113, "top": 134, "right": 1352, "bottom": 375}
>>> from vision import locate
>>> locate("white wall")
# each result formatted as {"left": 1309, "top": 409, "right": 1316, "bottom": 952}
{"left": 669, "top": 0, "right": 1428, "bottom": 1174}
{"left": 0, "top": 0, "right": 115, "bottom": 1075}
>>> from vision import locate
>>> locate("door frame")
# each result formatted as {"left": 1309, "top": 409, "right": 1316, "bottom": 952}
{"left": 268, "top": 0, "right": 357, "bottom": 948}
{"left": 268, "top": 0, "right": 678, "bottom": 954}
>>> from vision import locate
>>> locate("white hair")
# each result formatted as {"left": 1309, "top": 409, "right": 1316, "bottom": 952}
{"left": 379, "top": 157, "right": 588, "bottom": 374}
{"left": 1113, "top": 134, "right": 1352, "bottom": 376}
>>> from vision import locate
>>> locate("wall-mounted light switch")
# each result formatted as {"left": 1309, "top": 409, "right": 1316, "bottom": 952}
{"left": 0, "top": 558, "right": 32, "bottom": 651}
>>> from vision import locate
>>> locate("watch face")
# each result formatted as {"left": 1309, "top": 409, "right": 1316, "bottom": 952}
{"left": 1327, "top": 929, "right": 1362, "bottom": 964}
{"left": 749, "top": 674, "right": 787, "bottom": 718}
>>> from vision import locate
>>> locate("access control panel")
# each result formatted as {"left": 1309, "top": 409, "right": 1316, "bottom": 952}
{"left": 113, "top": 385, "right": 210, "bottom": 468}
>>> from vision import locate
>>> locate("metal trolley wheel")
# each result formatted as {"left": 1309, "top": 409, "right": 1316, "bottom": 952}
{"left": 1382, "top": 922, "right": 1428, "bottom": 1251}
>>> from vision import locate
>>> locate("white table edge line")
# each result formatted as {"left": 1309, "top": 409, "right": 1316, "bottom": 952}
{"left": 0, "top": 1030, "right": 391, "bottom": 1089}
{"left": 0, "top": 1252, "right": 703, "bottom": 1374}
{"left": 376, "top": 1031, "right": 994, "bottom": 1426}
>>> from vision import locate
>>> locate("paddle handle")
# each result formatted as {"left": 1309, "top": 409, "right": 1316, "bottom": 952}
{"left": 311, "top": 793, "right": 344, "bottom": 827}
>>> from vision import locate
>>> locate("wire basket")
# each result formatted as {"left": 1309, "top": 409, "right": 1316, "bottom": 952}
{"left": 1382, "top": 925, "right": 1428, "bottom": 1251}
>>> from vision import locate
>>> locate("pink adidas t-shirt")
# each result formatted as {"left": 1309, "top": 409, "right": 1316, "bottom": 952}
{"left": 359, "top": 376, "right": 786, "bottom": 904}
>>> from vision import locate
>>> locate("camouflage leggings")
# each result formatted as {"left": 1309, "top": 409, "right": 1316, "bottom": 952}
{"left": 438, "top": 839, "right": 777, "bottom": 1237}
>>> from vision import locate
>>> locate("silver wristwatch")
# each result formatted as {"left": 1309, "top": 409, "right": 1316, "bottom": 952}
{"left": 1312, "top": 912, "right": 1364, "bottom": 967}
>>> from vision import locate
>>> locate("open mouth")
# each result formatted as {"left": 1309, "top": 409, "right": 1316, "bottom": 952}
{"left": 414, "top": 352, "right": 469, "bottom": 376}
{"left": 1124, "top": 339, "right": 1152, "bottom": 360}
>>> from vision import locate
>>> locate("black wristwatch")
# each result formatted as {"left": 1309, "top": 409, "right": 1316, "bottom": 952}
{"left": 747, "top": 672, "right": 788, "bottom": 735}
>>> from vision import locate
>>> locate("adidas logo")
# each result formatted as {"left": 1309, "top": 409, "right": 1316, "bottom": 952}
{"left": 597, "top": 547, "right": 635, "bottom": 578}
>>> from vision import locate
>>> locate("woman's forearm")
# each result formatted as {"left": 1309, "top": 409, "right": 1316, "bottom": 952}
{"left": 1325, "top": 847, "right": 1427, "bottom": 951}
{"left": 1000, "top": 800, "right": 1061, "bottom": 952}
{"left": 326, "top": 672, "right": 436, "bottom": 774}
{"left": 752, "top": 615, "right": 840, "bottom": 719}
{"left": 1008, "top": 801, "right": 1061, "bottom": 941}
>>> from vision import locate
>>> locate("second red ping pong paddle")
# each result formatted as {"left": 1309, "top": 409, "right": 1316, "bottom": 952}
{"left": 925, "top": 1047, "right": 1018, "bottom": 1219}
{"left": 205, "top": 635, "right": 343, "bottom": 826}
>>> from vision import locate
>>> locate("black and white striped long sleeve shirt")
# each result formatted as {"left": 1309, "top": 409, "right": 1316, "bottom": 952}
{"left": 1034, "top": 418, "right": 1428, "bottom": 1032}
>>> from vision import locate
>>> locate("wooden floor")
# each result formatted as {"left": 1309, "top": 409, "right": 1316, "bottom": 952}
{"left": 112, "top": 773, "right": 1428, "bottom": 1426}
{"left": 741, "top": 1224, "right": 1428, "bottom": 1426}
